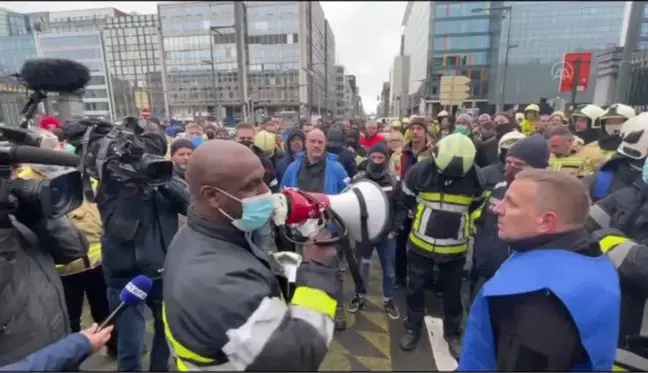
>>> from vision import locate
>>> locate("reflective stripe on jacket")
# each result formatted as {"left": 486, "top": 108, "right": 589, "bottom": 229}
{"left": 595, "top": 231, "right": 648, "bottom": 372}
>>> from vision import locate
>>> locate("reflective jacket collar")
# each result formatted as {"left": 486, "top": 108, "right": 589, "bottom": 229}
{"left": 187, "top": 205, "right": 249, "bottom": 249}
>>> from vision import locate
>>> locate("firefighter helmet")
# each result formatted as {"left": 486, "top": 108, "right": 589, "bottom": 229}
{"left": 253, "top": 130, "right": 276, "bottom": 157}
{"left": 571, "top": 104, "right": 605, "bottom": 129}
{"left": 434, "top": 133, "right": 476, "bottom": 177}
{"left": 437, "top": 110, "right": 450, "bottom": 118}
{"left": 498, "top": 131, "right": 526, "bottom": 157}
{"left": 600, "top": 103, "right": 636, "bottom": 135}
{"left": 617, "top": 112, "right": 648, "bottom": 160}
{"left": 524, "top": 104, "right": 540, "bottom": 113}
{"left": 515, "top": 113, "right": 524, "bottom": 123}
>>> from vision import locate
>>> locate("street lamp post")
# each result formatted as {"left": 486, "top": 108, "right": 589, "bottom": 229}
{"left": 473, "top": 6, "right": 516, "bottom": 112}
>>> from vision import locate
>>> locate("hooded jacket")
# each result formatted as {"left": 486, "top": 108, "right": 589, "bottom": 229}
{"left": 276, "top": 129, "right": 305, "bottom": 182}
{"left": 327, "top": 129, "right": 358, "bottom": 178}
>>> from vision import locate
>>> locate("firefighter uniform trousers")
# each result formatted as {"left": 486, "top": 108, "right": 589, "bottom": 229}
{"left": 404, "top": 192, "right": 471, "bottom": 337}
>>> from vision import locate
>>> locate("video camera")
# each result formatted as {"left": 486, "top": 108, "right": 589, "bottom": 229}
{"left": 63, "top": 116, "right": 173, "bottom": 195}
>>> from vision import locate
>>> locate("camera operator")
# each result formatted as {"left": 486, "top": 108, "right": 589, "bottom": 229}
{"left": 63, "top": 119, "right": 190, "bottom": 372}
{"left": 0, "top": 160, "right": 89, "bottom": 366}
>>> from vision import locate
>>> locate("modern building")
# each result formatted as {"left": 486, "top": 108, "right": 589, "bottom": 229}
{"left": 0, "top": 34, "right": 37, "bottom": 74}
{"left": 158, "top": 1, "right": 335, "bottom": 122}
{"left": 102, "top": 14, "right": 166, "bottom": 119}
{"left": 35, "top": 30, "right": 112, "bottom": 118}
{"left": 640, "top": 5, "right": 648, "bottom": 50}
{"left": 400, "top": 1, "right": 635, "bottom": 111}
{"left": 494, "top": 1, "right": 628, "bottom": 106}
{"left": 43, "top": 8, "right": 128, "bottom": 33}
{"left": 401, "top": 1, "right": 495, "bottom": 114}
{"left": 389, "top": 55, "right": 410, "bottom": 117}
{"left": 334, "top": 65, "right": 345, "bottom": 118}
{"left": 323, "top": 20, "right": 336, "bottom": 117}
{"left": 0, "top": 8, "right": 31, "bottom": 37}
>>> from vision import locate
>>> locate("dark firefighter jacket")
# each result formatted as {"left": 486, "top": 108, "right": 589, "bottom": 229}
{"left": 0, "top": 214, "right": 88, "bottom": 366}
{"left": 162, "top": 207, "right": 338, "bottom": 371}
{"left": 586, "top": 179, "right": 648, "bottom": 244}
{"left": 584, "top": 155, "right": 642, "bottom": 203}
{"left": 591, "top": 229, "right": 648, "bottom": 371}
{"left": 396, "top": 158, "right": 483, "bottom": 263}
{"left": 472, "top": 180, "right": 509, "bottom": 280}
{"left": 98, "top": 175, "right": 189, "bottom": 289}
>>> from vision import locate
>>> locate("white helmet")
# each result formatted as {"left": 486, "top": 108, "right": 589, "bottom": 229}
{"left": 617, "top": 112, "right": 648, "bottom": 160}
{"left": 498, "top": 130, "right": 526, "bottom": 157}
{"left": 600, "top": 103, "right": 636, "bottom": 135}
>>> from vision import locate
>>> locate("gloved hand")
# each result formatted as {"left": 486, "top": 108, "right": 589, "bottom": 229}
{"left": 271, "top": 193, "right": 288, "bottom": 226}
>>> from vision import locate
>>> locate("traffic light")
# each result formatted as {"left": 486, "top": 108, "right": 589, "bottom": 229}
{"left": 439, "top": 76, "right": 471, "bottom": 106}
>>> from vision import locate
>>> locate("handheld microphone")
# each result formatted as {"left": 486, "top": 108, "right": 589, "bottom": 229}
{"left": 98, "top": 275, "right": 153, "bottom": 331}
{"left": 19, "top": 58, "right": 90, "bottom": 93}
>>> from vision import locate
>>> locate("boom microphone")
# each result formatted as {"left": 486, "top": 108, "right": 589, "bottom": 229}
{"left": 98, "top": 275, "right": 153, "bottom": 331}
{"left": 0, "top": 146, "right": 80, "bottom": 167}
{"left": 20, "top": 58, "right": 90, "bottom": 93}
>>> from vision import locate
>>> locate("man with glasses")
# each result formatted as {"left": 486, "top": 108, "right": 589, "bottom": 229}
{"left": 470, "top": 134, "right": 550, "bottom": 300}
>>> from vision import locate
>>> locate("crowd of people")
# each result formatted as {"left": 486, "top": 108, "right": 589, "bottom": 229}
{"left": 4, "top": 100, "right": 648, "bottom": 371}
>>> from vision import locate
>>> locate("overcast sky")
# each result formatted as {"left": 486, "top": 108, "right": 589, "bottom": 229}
{"left": 0, "top": 1, "right": 406, "bottom": 114}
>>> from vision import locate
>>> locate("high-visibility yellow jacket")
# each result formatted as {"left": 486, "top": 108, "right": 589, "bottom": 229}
{"left": 549, "top": 141, "right": 607, "bottom": 178}
{"left": 520, "top": 119, "right": 536, "bottom": 136}
{"left": 17, "top": 166, "right": 102, "bottom": 277}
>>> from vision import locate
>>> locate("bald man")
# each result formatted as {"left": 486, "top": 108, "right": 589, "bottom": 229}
{"left": 163, "top": 140, "right": 340, "bottom": 371}
{"left": 280, "top": 129, "right": 350, "bottom": 330}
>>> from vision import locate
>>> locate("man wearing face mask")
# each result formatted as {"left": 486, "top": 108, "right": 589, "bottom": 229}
{"left": 397, "top": 133, "right": 484, "bottom": 356}
{"left": 470, "top": 135, "right": 549, "bottom": 300}
{"left": 163, "top": 140, "right": 341, "bottom": 371}
{"left": 582, "top": 104, "right": 635, "bottom": 160}
{"left": 347, "top": 142, "right": 402, "bottom": 320}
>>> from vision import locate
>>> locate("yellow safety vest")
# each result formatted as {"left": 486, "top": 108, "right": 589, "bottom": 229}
{"left": 409, "top": 192, "right": 472, "bottom": 255}
{"left": 17, "top": 166, "right": 103, "bottom": 276}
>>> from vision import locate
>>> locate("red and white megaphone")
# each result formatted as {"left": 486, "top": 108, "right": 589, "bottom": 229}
{"left": 271, "top": 180, "right": 390, "bottom": 242}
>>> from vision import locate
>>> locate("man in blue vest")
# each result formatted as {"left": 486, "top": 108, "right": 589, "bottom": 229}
{"left": 460, "top": 169, "right": 620, "bottom": 371}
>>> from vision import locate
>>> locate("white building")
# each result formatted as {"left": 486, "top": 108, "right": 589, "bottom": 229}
{"left": 389, "top": 55, "right": 410, "bottom": 118}
{"left": 35, "top": 30, "right": 112, "bottom": 118}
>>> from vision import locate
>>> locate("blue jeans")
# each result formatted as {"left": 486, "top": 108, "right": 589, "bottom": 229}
{"left": 107, "top": 279, "right": 169, "bottom": 372}
{"left": 252, "top": 221, "right": 272, "bottom": 252}
{"left": 355, "top": 238, "right": 396, "bottom": 299}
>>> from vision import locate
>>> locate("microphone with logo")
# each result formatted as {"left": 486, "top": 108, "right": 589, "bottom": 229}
{"left": 98, "top": 275, "right": 153, "bottom": 331}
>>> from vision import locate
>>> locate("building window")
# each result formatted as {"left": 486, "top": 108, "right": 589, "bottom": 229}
{"left": 433, "top": 35, "right": 490, "bottom": 50}
{"left": 641, "top": 23, "right": 648, "bottom": 38}
{"left": 38, "top": 35, "right": 100, "bottom": 49}
{"left": 434, "top": 19, "right": 490, "bottom": 34}
{"left": 434, "top": 3, "right": 489, "bottom": 18}
{"left": 84, "top": 102, "right": 109, "bottom": 111}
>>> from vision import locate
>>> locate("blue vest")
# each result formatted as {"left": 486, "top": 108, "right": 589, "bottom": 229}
{"left": 592, "top": 170, "right": 613, "bottom": 202}
{"left": 459, "top": 249, "right": 620, "bottom": 371}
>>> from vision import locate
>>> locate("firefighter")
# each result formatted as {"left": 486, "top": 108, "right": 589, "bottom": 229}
{"left": 477, "top": 130, "right": 526, "bottom": 191}
{"left": 586, "top": 112, "right": 648, "bottom": 203}
{"left": 569, "top": 104, "right": 605, "bottom": 145}
{"left": 547, "top": 126, "right": 606, "bottom": 179}
{"left": 589, "top": 229, "right": 648, "bottom": 371}
{"left": 549, "top": 110, "right": 568, "bottom": 129}
{"left": 520, "top": 104, "right": 540, "bottom": 136}
{"left": 471, "top": 135, "right": 549, "bottom": 301}
{"left": 585, "top": 103, "right": 637, "bottom": 160}
{"left": 397, "top": 133, "right": 484, "bottom": 356}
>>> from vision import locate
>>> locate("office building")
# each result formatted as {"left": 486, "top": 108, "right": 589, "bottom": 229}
{"left": 35, "top": 31, "right": 112, "bottom": 118}
{"left": 640, "top": 5, "right": 648, "bottom": 50}
{"left": 158, "top": 1, "right": 335, "bottom": 122}
{"left": 0, "top": 8, "right": 31, "bottom": 37}
{"left": 43, "top": 8, "right": 128, "bottom": 33}
{"left": 102, "top": 14, "right": 166, "bottom": 119}
{"left": 323, "top": 20, "right": 336, "bottom": 117}
{"left": 334, "top": 65, "right": 345, "bottom": 118}
{"left": 495, "top": 1, "right": 627, "bottom": 105}
{"left": 0, "top": 34, "right": 37, "bottom": 74}
{"left": 402, "top": 1, "right": 495, "bottom": 113}
{"left": 389, "top": 55, "right": 410, "bottom": 117}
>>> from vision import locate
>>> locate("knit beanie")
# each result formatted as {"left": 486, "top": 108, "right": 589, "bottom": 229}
{"left": 368, "top": 141, "right": 389, "bottom": 157}
{"left": 507, "top": 134, "right": 550, "bottom": 169}
{"left": 171, "top": 139, "right": 195, "bottom": 156}
{"left": 40, "top": 116, "right": 61, "bottom": 130}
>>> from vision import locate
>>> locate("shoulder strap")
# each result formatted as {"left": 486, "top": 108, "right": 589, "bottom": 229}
{"left": 593, "top": 170, "right": 613, "bottom": 201}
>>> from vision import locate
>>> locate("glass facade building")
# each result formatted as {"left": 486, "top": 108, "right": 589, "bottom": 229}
{"left": 0, "top": 10, "right": 30, "bottom": 37}
{"left": 103, "top": 14, "right": 165, "bottom": 119}
{"left": 0, "top": 34, "right": 37, "bottom": 74}
{"left": 495, "top": 1, "right": 626, "bottom": 104}
{"left": 35, "top": 31, "right": 112, "bottom": 118}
